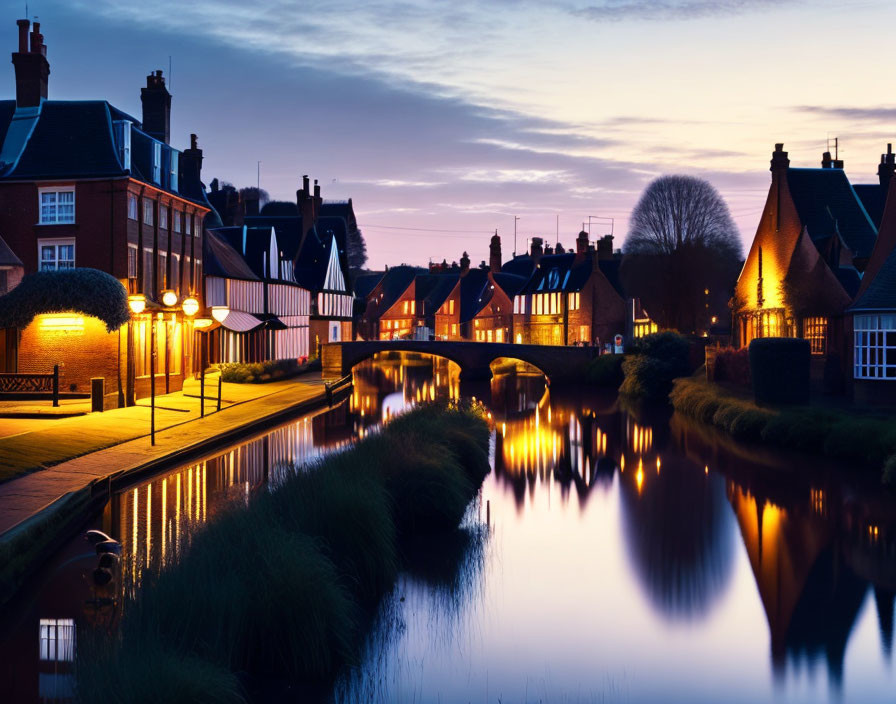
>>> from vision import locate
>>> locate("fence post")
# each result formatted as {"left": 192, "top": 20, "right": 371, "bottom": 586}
{"left": 91, "top": 377, "right": 104, "bottom": 413}
{"left": 52, "top": 365, "right": 59, "bottom": 407}
{"left": 217, "top": 374, "right": 222, "bottom": 412}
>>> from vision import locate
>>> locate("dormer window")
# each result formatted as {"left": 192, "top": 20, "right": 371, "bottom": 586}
{"left": 152, "top": 142, "right": 162, "bottom": 184}
{"left": 38, "top": 186, "right": 75, "bottom": 224}
{"left": 114, "top": 120, "right": 132, "bottom": 171}
{"left": 169, "top": 150, "right": 179, "bottom": 192}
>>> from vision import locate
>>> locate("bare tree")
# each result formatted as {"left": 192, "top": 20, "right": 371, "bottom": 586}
{"left": 621, "top": 175, "right": 743, "bottom": 333}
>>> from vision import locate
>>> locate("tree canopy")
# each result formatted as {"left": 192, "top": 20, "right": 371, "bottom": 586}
{"left": 621, "top": 175, "right": 743, "bottom": 333}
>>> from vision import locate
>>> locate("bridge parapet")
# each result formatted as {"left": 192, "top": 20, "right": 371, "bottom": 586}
{"left": 321, "top": 340, "right": 597, "bottom": 384}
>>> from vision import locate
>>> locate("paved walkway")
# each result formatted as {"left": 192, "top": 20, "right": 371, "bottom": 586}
{"left": 0, "top": 373, "right": 331, "bottom": 535}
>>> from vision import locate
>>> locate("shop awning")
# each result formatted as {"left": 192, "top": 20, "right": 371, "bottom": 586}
{"left": 218, "top": 310, "right": 264, "bottom": 333}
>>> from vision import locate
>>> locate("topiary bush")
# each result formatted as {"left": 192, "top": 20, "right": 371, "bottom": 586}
{"left": 749, "top": 338, "right": 810, "bottom": 405}
{"left": 713, "top": 347, "right": 751, "bottom": 388}
{"left": 631, "top": 331, "right": 692, "bottom": 377}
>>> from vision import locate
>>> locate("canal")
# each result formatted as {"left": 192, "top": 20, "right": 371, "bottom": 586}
{"left": 1, "top": 352, "right": 894, "bottom": 703}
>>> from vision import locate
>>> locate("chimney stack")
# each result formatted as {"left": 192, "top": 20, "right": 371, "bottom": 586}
{"left": 296, "top": 175, "right": 315, "bottom": 240}
{"left": 530, "top": 237, "right": 544, "bottom": 264}
{"left": 181, "top": 132, "right": 203, "bottom": 186}
{"left": 821, "top": 151, "right": 833, "bottom": 169}
{"left": 597, "top": 234, "right": 614, "bottom": 260}
{"left": 770, "top": 143, "right": 790, "bottom": 173}
{"left": 141, "top": 70, "right": 171, "bottom": 144}
{"left": 489, "top": 231, "right": 502, "bottom": 273}
{"left": 313, "top": 178, "right": 322, "bottom": 220}
{"left": 460, "top": 251, "right": 470, "bottom": 276}
{"left": 576, "top": 230, "right": 589, "bottom": 257}
{"left": 879, "top": 143, "right": 896, "bottom": 186}
{"left": 12, "top": 18, "right": 50, "bottom": 108}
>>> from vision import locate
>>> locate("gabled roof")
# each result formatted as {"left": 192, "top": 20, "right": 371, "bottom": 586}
{"left": 203, "top": 229, "right": 259, "bottom": 281}
{"left": 243, "top": 215, "right": 304, "bottom": 261}
{"left": 597, "top": 258, "right": 625, "bottom": 297}
{"left": 459, "top": 268, "right": 489, "bottom": 322}
{"left": 0, "top": 234, "right": 23, "bottom": 268}
{"left": 851, "top": 246, "right": 896, "bottom": 312}
{"left": 520, "top": 253, "right": 576, "bottom": 294}
{"left": 354, "top": 272, "right": 385, "bottom": 299}
{"left": 378, "top": 266, "right": 425, "bottom": 313}
{"left": 423, "top": 273, "right": 460, "bottom": 314}
{"left": 786, "top": 168, "right": 877, "bottom": 259}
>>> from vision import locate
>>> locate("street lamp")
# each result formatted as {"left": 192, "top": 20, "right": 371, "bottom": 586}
{"left": 161, "top": 289, "right": 178, "bottom": 308}
{"left": 128, "top": 294, "right": 146, "bottom": 316}
{"left": 182, "top": 296, "right": 199, "bottom": 318}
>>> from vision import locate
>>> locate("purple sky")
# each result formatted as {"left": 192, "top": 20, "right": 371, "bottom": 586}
{"left": 4, "top": 1, "right": 896, "bottom": 268}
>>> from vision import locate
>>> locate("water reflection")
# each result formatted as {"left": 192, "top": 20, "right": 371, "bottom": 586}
{"left": 2, "top": 352, "right": 896, "bottom": 704}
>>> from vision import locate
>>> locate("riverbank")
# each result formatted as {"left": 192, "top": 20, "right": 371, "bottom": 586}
{"left": 76, "top": 404, "right": 491, "bottom": 703}
{"left": 0, "top": 372, "right": 344, "bottom": 607}
{"left": 670, "top": 377, "right": 896, "bottom": 481}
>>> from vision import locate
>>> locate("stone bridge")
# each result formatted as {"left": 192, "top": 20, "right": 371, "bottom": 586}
{"left": 321, "top": 340, "right": 599, "bottom": 383}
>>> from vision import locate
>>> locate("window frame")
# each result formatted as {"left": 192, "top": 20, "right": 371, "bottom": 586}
{"left": 854, "top": 314, "right": 896, "bottom": 380}
{"left": 143, "top": 199, "right": 154, "bottom": 226}
{"left": 38, "top": 186, "right": 76, "bottom": 225}
{"left": 128, "top": 193, "right": 138, "bottom": 220}
{"left": 38, "top": 237, "right": 75, "bottom": 271}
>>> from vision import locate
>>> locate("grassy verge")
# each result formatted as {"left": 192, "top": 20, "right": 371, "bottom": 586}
{"left": 77, "top": 403, "right": 491, "bottom": 703}
{"left": 670, "top": 377, "right": 896, "bottom": 482}
{"left": 216, "top": 357, "right": 318, "bottom": 383}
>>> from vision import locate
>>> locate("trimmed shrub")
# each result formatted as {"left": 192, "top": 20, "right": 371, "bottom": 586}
{"left": 631, "top": 331, "right": 692, "bottom": 377}
{"left": 749, "top": 338, "right": 810, "bottom": 405}
{"left": 620, "top": 355, "right": 676, "bottom": 399}
{"left": 586, "top": 354, "right": 625, "bottom": 388}
{"left": 217, "top": 358, "right": 309, "bottom": 383}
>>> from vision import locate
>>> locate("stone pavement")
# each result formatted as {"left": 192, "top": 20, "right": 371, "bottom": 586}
{"left": 0, "top": 372, "right": 331, "bottom": 535}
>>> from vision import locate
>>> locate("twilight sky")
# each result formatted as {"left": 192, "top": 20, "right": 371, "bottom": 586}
{"left": 4, "top": 1, "right": 896, "bottom": 268}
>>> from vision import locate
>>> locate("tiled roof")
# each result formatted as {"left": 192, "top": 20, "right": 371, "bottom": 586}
{"left": 493, "top": 271, "right": 527, "bottom": 299}
{"left": 354, "top": 272, "right": 385, "bottom": 299}
{"left": 853, "top": 183, "right": 887, "bottom": 229}
{"left": 418, "top": 273, "right": 459, "bottom": 316}
{"left": 786, "top": 168, "right": 877, "bottom": 259}
{"left": 501, "top": 254, "right": 536, "bottom": 279}
{"left": 203, "top": 229, "right": 259, "bottom": 281}
{"left": 378, "top": 266, "right": 425, "bottom": 313}
{"left": 459, "top": 269, "right": 489, "bottom": 322}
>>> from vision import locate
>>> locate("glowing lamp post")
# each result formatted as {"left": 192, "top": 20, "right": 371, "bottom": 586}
{"left": 181, "top": 296, "right": 199, "bottom": 318}
{"left": 161, "top": 289, "right": 178, "bottom": 308}
{"left": 201, "top": 306, "right": 228, "bottom": 418}
{"left": 127, "top": 294, "right": 146, "bottom": 316}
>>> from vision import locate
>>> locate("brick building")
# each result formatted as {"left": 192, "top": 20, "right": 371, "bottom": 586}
{"left": 0, "top": 19, "right": 211, "bottom": 405}
{"left": 512, "top": 232, "right": 626, "bottom": 347}
{"left": 733, "top": 144, "right": 884, "bottom": 387}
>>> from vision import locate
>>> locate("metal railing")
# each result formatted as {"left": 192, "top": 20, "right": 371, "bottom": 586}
{"left": 324, "top": 373, "right": 352, "bottom": 405}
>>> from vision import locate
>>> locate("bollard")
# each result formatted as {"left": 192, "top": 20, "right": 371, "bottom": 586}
{"left": 90, "top": 377, "right": 105, "bottom": 413}
{"left": 217, "top": 374, "right": 222, "bottom": 412}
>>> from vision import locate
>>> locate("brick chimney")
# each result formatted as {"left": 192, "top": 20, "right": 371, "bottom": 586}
{"left": 821, "top": 151, "right": 833, "bottom": 169}
{"left": 181, "top": 133, "right": 203, "bottom": 183}
{"left": 313, "top": 179, "right": 322, "bottom": 221}
{"left": 12, "top": 19, "right": 49, "bottom": 108}
{"left": 141, "top": 70, "right": 171, "bottom": 144}
{"left": 489, "top": 231, "right": 502, "bottom": 273}
{"left": 576, "top": 230, "right": 589, "bottom": 256}
{"left": 597, "top": 234, "right": 614, "bottom": 260}
{"left": 770, "top": 143, "right": 790, "bottom": 173}
{"left": 460, "top": 251, "right": 470, "bottom": 276}
{"left": 879, "top": 144, "right": 895, "bottom": 186}
{"left": 530, "top": 237, "right": 544, "bottom": 264}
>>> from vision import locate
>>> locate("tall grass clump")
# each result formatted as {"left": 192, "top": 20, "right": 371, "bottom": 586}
{"left": 264, "top": 453, "right": 397, "bottom": 600}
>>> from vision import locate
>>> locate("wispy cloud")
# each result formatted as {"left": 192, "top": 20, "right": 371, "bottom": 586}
{"left": 572, "top": 0, "right": 795, "bottom": 22}
{"left": 794, "top": 105, "right": 896, "bottom": 123}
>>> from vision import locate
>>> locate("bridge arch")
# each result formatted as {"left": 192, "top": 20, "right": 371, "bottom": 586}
{"left": 322, "top": 340, "right": 597, "bottom": 384}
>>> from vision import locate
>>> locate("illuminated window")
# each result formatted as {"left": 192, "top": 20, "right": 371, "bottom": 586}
{"left": 38, "top": 238, "right": 75, "bottom": 271}
{"left": 143, "top": 199, "right": 154, "bottom": 226}
{"left": 451, "top": 323, "right": 457, "bottom": 335}
{"left": 128, "top": 193, "right": 138, "bottom": 220}
{"left": 402, "top": 301, "right": 408, "bottom": 314}
{"left": 128, "top": 244, "right": 138, "bottom": 279}
{"left": 449, "top": 299, "right": 455, "bottom": 315}
{"left": 854, "top": 314, "right": 896, "bottom": 380}
{"left": 758, "top": 310, "right": 784, "bottom": 338}
{"left": 803, "top": 317, "right": 827, "bottom": 355}
{"left": 496, "top": 328, "right": 504, "bottom": 342}
{"left": 160, "top": 206, "right": 168, "bottom": 231}
{"left": 39, "top": 618, "right": 75, "bottom": 662}
{"left": 411, "top": 300, "right": 415, "bottom": 315}
{"left": 39, "top": 187, "right": 75, "bottom": 224}
{"left": 173, "top": 211, "right": 182, "bottom": 233}
{"left": 487, "top": 329, "right": 493, "bottom": 342}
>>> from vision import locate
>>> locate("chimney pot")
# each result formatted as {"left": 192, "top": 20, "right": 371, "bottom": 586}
{"left": 12, "top": 17, "right": 49, "bottom": 107}
{"left": 16, "top": 19, "right": 28, "bottom": 53}
{"left": 140, "top": 69, "right": 171, "bottom": 144}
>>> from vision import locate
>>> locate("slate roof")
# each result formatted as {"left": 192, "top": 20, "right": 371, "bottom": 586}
{"left": 597, "top": 258, "right": 625, "bottom": 297}
{"left": 520, "top": 253, "right": 576, "bottom": 294}
{"left": 0, "top": 234, "right": 22, "bottom": 267}
{"left": 354, "top": 272, "right": 385, "bottom": 299}
{"left": 203, "top": 230, "right": 259, "bottom": 281}
{"left": 501, "top": 254, "right": 536, "bottom": 279}
{"left": 415, "top": 273, "right": 459, "bottom": 317}
{"left": 242, "top": 215, "right": 304, "bottom": 261}
{"left": 853, "top": 183, "right": 887, "bottom": 229}
{"left": 493, "top": 271, "right": 527, "bottom": 299}
{"left": 0, "top": 99, "right": 210, "bottom": 207}
{"left": 851, "top": 246, "right": 896, "bottom": 311}
{"left": 786, "top": 169, "right": 878, "bottom": 259}
{"left": 459, "top": 269, "right": 489, "bottom": 322}
{"left": 378, "top": 266, "right": 425, "bottom": 313}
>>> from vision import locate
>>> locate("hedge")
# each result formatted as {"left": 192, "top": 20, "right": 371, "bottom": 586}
{"left": 620, "top": 331, "right": 691, "bottom": 400}
{"left": 712, "top": 347, "right": 751, "bottom": 388}
{"left": 749, "top": 338, "right": 810, "bottom": 405}
{"left": 0, "top": 268, "right": 130, "bottom": 332}
{"left": 216, "top": 358, "right": 310, "bottom": 383}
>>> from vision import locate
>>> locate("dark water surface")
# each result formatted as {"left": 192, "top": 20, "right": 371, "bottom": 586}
{"left": 2, "top": 353, "right": 894, "bottom": 703}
